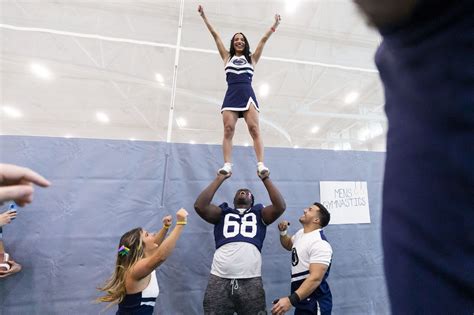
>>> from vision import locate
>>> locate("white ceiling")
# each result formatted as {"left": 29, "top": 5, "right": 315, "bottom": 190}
{"left": 0, "top": 0, "right": 387, "bottom": 152}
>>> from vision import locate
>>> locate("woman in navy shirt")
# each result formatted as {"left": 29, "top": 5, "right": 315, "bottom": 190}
{"left": 97, "top": 209, "right": 188, "bottom": 314}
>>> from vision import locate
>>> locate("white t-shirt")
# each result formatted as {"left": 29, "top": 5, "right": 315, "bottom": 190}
{"left": 291, "top": 228, "right": 332, "bottom": 282}
{"left": 210, "top": 242, "right": 262, "bottom": 278}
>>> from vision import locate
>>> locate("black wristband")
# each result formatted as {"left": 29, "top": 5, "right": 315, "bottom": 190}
{"left": 288, "top": 292, "right": 300, "bottom": 306}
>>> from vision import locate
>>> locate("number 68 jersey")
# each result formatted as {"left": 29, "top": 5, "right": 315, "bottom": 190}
{"left": 214, "top": 202, "right": 267, "bottom": 251}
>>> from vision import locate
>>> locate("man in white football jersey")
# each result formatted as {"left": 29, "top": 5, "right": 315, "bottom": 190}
{"left": 272, "top": 203, "right": 332, "bottom": 315}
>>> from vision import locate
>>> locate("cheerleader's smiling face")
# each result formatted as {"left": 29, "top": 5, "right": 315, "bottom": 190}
{"left": 233, "top": 33, "right": 246, "bottom": 53}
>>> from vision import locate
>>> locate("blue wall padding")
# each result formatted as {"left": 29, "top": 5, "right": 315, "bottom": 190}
{"left": 0, "top": 136, "right": 389, "bottom": 314}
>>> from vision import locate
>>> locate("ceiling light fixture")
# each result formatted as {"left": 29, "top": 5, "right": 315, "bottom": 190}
{"left": 285, "top": 0, "right": 299, "bottom": 14}
{"left": 311, "top": 126, "right": 320, "bottom": 134}
{"left": 344, "top": 91, "right": 359, "bottom": 104}
{"left": 96, "top": 111, "right": 110, "bottom": 123}
{"left": 1, "top": 106, "right": 23, "bottom": 118}
{"left": 30, "top": 63, "right": 52, "bottom": 80}
{"left": 176, "top": 117, "right": 187, "bottom": 128}
{"left": 259, "top": 83, "right": 270, "bottom": 97}
{"left": 155, "top": 73, "right": 164, "bottom": 83}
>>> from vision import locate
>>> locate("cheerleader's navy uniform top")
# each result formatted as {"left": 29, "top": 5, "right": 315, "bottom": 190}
{"left": 221, "top": 55, "right": 259, "bottom": 118}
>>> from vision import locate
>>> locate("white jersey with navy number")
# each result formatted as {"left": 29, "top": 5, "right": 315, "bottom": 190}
{"left": 291, "top": 228, "right": 333, "bottom": 314}
{"left": 210, "top": 203, "right": 267, "bottom": 278}
{"left": 117, "top": 270, "right": 159, "bottom": 315}
{"left": 225, "top": 55, "right": 254, "bottom": 84}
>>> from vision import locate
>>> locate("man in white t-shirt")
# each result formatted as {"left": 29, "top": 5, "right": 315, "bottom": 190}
{"left": 272, "top": 202, "right": 332, "bottom": 315}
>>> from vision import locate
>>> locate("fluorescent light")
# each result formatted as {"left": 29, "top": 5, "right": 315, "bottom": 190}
{"left": 155, "top": 73, "right": 164, "bottom": 83}
{"left": 30, "top": 63, "right": 52, "bottom": 80}
{"left": 344, "top": 91, "right": 359, "bottom": 104}
{"left": 176, "top": 117, "right": 187, "bottom": 128}
{"left": 1, "top": 106, "right": 23, "bottom": 118}
{"left": 311, "top": 126, "right": 320, "bottom": 134}
{"left": 96, "top": 111, "right": 110, "bottom": 123}
{"left": 259, "top": 83, "right": 269, "bottom": 97}
{"left": 285, "top": 0, "right": 299, "bottom": 13}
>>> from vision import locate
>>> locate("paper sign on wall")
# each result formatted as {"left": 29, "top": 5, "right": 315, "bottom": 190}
{"left": 319, "top": 181, "right": 371, "bottom": 224}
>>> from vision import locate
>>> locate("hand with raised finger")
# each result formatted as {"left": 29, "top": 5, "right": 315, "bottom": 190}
{"left": 0, "top": 164, "right": 50, "bottom": 206}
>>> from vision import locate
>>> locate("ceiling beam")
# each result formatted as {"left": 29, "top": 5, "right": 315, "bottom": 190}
{"left": 0, "top": 23, "right": 378, "bottom": 73}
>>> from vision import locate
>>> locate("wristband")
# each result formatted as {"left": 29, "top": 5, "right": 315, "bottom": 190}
{"left": 176, "top": 221, "right": 187, "bottom": 225}
{"left": 163, "top": 224, "right": 171, "bottom": 230}
{"left": 288, "top": 292, "right": 300, "bottom": 306}
{"left": 271, "top": 27, "right": 276, "bottom": 32}
{"left": 280, "top": 229, "right": 287, "bottom": 236}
